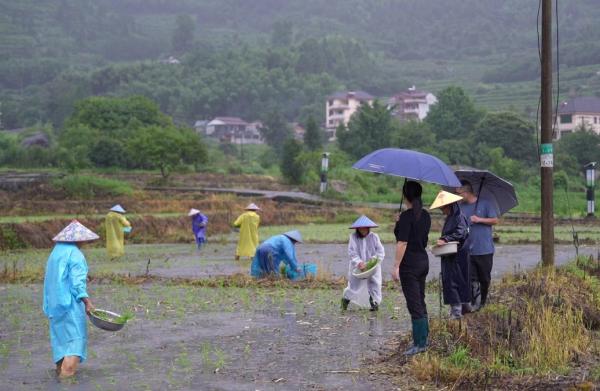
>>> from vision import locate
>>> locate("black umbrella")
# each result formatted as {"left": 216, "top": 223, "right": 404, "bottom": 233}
{"left": 454, "top": 169, "right": 518, "bottom": 216}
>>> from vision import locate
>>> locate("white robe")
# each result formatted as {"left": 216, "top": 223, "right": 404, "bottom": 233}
{"left": 343, "top": 232, "right": 385, "bottom": 308}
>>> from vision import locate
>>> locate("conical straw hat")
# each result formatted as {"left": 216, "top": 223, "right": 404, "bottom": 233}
{"left": 188, "top": 208, "right": 200, "bottom": 216}
{"left": 349, "top": 215, "right": 378, "bottom": 229}
{"left": 283, "top": 230, "right": 303, "bottom": 243}
{"left": 110, "top": 204, "right": 126, "bottom": 213}
{"left": 429, "top": 190, "right": 463, "bottom": 210}
{"left": 53, "top": 220, "right": 100, "bottom": 242}
{"left": 245, "top": 203, "right": 260, "bottom": 210}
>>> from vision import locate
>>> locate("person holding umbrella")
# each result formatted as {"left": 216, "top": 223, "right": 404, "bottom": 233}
{"left": 392, "top": 181, "right": 431, "bottom": 355}
{"left": 43, "top": 220, "right": 98, "bottom": 378}
{"left": 457, "top": 180, "right": 498, "bottom": 310}
{"left": 430, "top": 190, "right": 471, "bottom": 320}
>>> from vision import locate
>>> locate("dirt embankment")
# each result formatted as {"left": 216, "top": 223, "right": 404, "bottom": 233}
{"left": 0, "top": 195, "right": 381, "bottom": 250}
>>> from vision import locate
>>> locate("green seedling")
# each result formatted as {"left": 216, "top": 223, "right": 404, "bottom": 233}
{"left": 91, "top": 310, "right": 134, "bottom": 324}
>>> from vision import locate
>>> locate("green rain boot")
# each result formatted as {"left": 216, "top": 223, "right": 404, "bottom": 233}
{"left": 341, "top": 297, "right": 350, "bottom": 310}
{"left": 404, "top": 318, "right": 428, "bottom": 356}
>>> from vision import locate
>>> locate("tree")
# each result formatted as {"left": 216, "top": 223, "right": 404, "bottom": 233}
{"left": 127, "top": 125, "right": 187, "bottom": 178}
{"left": 90, "top": 138, "right": 127, "bottom": 167}
{"left": 473, "top": 112, "right": 536, "bottom": 162}
{"left": 556, "top": 128, "right": 600, "bottom": 173}
{"left": 393, "top": 120, "right": 436, "bottom": 152}
{"left": 280, "top": 138, "right": 305, "bottom": 184}
{"left": 260, "top": 110, "right": 293, "bottom": 155}
{"left": 271, "top": 20, "right": 293, "bottom": 47}
{"left": 338, "top": 100, "right": 399, "bottom": 159}
{"left": 303, "top": 115, "right": 323, "bottom": 151}
{"left": 425, "top": 86, "right": 483, "bottom": 140}
{"left": 172, "top": 15, "right": 195, "bottom": 53}
{"left": 66, "top": 96, "right": 171, "bottom": 139}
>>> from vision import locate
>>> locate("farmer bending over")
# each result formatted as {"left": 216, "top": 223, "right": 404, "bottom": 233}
{"left": 250, "top": 230, "right": 303, "bottom": 278}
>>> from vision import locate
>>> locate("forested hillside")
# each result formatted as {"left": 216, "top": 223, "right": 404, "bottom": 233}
{"left": 2, "top": 0, "right": 600, "bottom": 128}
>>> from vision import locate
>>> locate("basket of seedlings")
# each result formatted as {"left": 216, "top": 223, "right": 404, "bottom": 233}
{"left": 88, "top": 309, "right": 133, "bottom": 332}
{"left": 352, "top": 257, "right": 381, "bottom": 279}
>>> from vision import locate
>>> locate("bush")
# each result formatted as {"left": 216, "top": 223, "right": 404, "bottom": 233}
{"left": 51, "top": 175, "right": 134, "bottom": 199}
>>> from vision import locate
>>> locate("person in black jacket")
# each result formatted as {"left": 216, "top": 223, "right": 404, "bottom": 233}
{"left": 430, "top": 190, "right": 471, "bottom": 320}
{"left": 392, "top": 181, "right": 431, "bottom": 355}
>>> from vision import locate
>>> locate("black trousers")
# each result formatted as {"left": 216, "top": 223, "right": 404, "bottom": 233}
{"left": 471, "top": 253, "right": 493, "bottom": 305}
{"left": 400, "top": 261, "right": 429, "bottom": 320}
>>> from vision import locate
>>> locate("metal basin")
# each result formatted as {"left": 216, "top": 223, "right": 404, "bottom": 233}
{"left": 88, "top": 309, "right": 126, "bottom": 332}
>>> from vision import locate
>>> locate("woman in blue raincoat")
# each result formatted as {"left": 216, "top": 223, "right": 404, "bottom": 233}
{"left": 188, "top": 209, "right": 208, "bottom": 249}
{"left": 430, "top": 191, "right": 471, "bottom": 320}
{"left": 250, "top": 230, "right": 303, "bottom": 278}
{"left": 43, "top": 220, "right": 98, "bottom": 378}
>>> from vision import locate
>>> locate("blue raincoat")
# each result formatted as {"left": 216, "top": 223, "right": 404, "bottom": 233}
{"left": 440, "top": 204, "right": 471, "bottom": 305}
{"left": 191, "top": 213, "right": 208, "bottom": 248}
{"left": 250, "top": 235, "right": 299, "bottom": 278}
{"left": 43, "top": 243, "right": 89, "bottom": 364}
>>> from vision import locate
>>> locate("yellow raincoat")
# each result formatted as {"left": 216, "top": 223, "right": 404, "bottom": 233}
{"left": 233, "top": 211, "right": 260, "bottom": 257}
{"left": 105, "top": 211, "right": 131, "bottom": 258}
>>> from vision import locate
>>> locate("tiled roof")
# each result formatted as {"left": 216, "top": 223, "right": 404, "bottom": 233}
{"left": 558, "top": 97, "right": 600, "bottom": 114}
{"left": 327, "top": 91, "right": 374, "bottom": 101}
{"left": 211, "top": 117, "right": 248, "bottom": 126}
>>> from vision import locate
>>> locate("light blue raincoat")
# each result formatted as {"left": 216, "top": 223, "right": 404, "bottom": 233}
{"left": 43, "top": 243, "right": 89, "bottom": 364}
{"left": 250, "top": 234, "right": 299, "bottom": 278}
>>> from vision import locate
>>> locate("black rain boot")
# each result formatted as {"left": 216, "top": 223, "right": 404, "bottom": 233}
{"left": 341, "top": 297, "right": 350, "bottom": 310}
{"left": 369, "top": 296, "right": 378, "bottom": 312}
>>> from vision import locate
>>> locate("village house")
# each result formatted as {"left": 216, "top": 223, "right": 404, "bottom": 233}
{"left": 556, "top": 96, "right": 600, "bottom": 140}
{"left": 387, "top": 86, "right": 437, "bottom": 122}
{"left": 291, "top": 122, "right": 306, "bottom": 141}
{"left": 202, "top": 117, "right": 264, "bottom": 144}
{"left": 325, "top": 90, "right": 374, "bottom": 141}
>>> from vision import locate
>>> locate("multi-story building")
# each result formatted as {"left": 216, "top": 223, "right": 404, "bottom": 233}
{"left": 388, "top": 87, "right": 437, "bottom": 122}
{"left": 556, "top": 97, "right": 600, "bottom": 139}
{"left": 325, "top": 91, "right": 374, "bottom": 140}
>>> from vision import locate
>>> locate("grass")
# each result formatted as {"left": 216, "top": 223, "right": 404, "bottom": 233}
{"left": 400, "top": 259, "right": 600, "bottom": 388}
{"left": 51, "top": 175, "right": 134, "bottom": 199}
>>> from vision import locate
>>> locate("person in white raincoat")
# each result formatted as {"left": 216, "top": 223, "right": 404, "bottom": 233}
{"left": 341, "top": 215, "right": 385, "bottom": 311}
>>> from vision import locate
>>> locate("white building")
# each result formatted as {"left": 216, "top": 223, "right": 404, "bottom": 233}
{"left": 387, "top": 87, "right": 437, "bottom": 122}
{"left": 325, "top": 91, "right": 374, "bottom": 140}
{"left": 556, "top": 97, "right": 600, "bottom": 139}
{"left": 204, "top": 117, "right": 264, "bottom": 144}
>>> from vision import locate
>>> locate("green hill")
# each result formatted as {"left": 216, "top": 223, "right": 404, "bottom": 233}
{"left": 2, "top": 0, "right": 600, "bottom": 128}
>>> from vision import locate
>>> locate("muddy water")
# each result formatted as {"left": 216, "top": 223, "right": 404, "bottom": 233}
{"left": 132, "top": 242, "right": 596, "bottom": 281}
{"left": 0, "top": 284, "right": 437, "bottom": 390}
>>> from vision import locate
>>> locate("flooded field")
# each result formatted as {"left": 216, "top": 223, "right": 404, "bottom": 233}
{"left": 0, "top": 283, "right": 439, "bottom": 390}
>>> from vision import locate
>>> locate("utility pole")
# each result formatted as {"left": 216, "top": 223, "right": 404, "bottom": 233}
{"left": 540, "top": 0, "right": 554, "bottom": 266}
